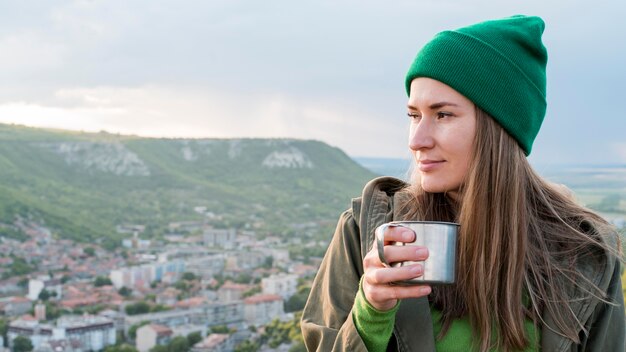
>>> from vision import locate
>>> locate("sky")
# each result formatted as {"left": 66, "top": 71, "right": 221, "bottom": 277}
{"left": 0, "top": 0, "right": 624, "bottom": 165}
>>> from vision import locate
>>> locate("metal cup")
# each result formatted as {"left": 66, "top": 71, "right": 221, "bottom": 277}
{"left": 376, "top": 221, "right": 459, "bottom": 285}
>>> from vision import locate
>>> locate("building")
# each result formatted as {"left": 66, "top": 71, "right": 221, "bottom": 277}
{"left": 35, "top": 303, "right": 46, "bottom": 321}
{"left": 290, "top": 264, "right": 317, "bottom": 278}
{"left": 116, "top": 224, "right": 146, "bottom": 234}
{"left": 98, "top": 310, "right": 126, "bottom": 333}
{"left": 55, "top": 315, "right": 116, "bottom": 351}
{"left": 0, "top": 296, "right": 33, "bottom": 316}
{"left": 109, "top": 260, "right": 185, "bottom": 289}
{"left": 28, "top": 276, "right": 63, "bottom": 301}
{"left": 267, "top": 249, "right": 290, "bottom": 264}
{"left": 0, "top": 278, "right": 22, "bottom": 296}
{"left": 125, "top": 302, "right": 244, "bottom": 335}
{"left": 168, "top": 221, "right": 203, "bottom": 234}
{"left": 225, "top": 251, "right": 266, "bottom": 271}
{"left": 204, "top": 302, "right": 245, "bottom": 327}
{"left": 261, "top": 273, "right": 298, "bottom": 300}
{"left": 217, "top": 282, "right": 252, "bottom": 303}
{"left": 202, "top": 229, "right": 236, "bottom": 249}
{"left": 155, "top": 287, "right": 181, "bottom": 306}
{"left": 170, "top": 324, "right": 207, "bottom": 340}
{"left": 35, "top": 338, "right": 83, "bottom": 352}
{"left": 191, "top": 334, "right": 233, "bottom": 352}
{"left": 8, "top": 315, "right": 115, "bottom": 351}
{"left": 184, "top": 255, "right": 225, "bottom": 279}
{"left": 7, "top": 317, "right": 50, "bottom": 350}
{"left": 136, "top": 324, "right": 173, "bottom": 352}
{"left": 243, "top": 294, "right": 284, "bottom": 326}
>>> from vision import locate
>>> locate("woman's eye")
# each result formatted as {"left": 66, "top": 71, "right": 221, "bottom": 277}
{"left": 437, "top": 112, "right": 452, "bottom": 119}
{"left": 407, "top": 113, "right": 421, "bottom": 120}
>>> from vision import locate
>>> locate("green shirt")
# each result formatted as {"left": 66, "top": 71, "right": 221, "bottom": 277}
{"left": 353, "top": 283, "right": 540, "bottom": 352}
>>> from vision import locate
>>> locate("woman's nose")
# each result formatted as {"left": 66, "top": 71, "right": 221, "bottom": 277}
{"left": 408, "top": 119, "right": 435, "bottom": 151}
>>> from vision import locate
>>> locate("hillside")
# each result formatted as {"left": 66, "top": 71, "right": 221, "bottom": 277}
{"left": 0, "top": 124, "right": 376, "bottom": 246}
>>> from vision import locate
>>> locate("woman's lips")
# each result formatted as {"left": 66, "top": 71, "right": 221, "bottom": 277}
{"left": 418, "top": 160, "right": 445, "bottom": 172}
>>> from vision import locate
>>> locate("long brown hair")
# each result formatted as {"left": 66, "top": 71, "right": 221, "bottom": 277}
{"left": 399, "top": 107, "right": 620, "bottom": 351}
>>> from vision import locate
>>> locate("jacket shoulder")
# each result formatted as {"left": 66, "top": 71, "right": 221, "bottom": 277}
{"left": 350, "top": 177, "right": 409, "bottom": 256}
{"left": 352, "top": 176, "right": 408, "bottom": 220}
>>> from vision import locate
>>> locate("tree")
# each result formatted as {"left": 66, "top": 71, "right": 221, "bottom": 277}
{"left": 234, "top": 341, "right": 260, "bottom": 352}
{"left": 173, "top": 281, "right": 188, "bottom": 291}
{"left": 13, "top": 336, "right": 33, "bottom": 352}
{"left": 261, "top": 313, "right": 303, "bottom": 349}
{"left": 125, "top": 302, "right": 150, "bottom": 315}
{"left": 102, "top": 238, "right": 118, "bottom": 252}
{"left": 181, "top": 272, "right": 196, "bottom": 281}
{"left": 0, "top": 318, "right": 8, "bottom": 347}
{"left": 17, "top": 278, "right": 29, "bottom": 288}
{"left": 233, "top": 273, "right": 252, "bottom": 284}
{"left": 288, "top": 342, "right": 307, "bottom": 352}
{"left": 44, "top": 302, "right": 62, "bottom": 320}
{"left": 10, "top": 258, "right": 33, "bottom": 277}
{"left": 284, "top": 286, "right": 310, "bottom": 313}
{"left": 38, "top": 289, "right": 51, "bottom": 301}
{"left": 95, "top": 276, "right": 113, "bottom": 287}
{"left": 167, "top": 336, "right": 189, "bottom": 352}
{"left": 150, "top": 304, "right": 169, "bottom": 313}
{"left": 242, "top": 286, "right": 261, "bottom": 298}
{"left": 149, "top": 346, "right": 168, "bottom": 352}
{"left": 262, "top": 256, "right": 273, "bottom": 269}
{"left": 118, "top": 287, "right": 132, "bottom": 297}
{"left": 83, "top": 247, "right": 96, "bottom": 257}
{"left": 186, "top": 332, "right": 202, "bottom": 347}
{"left": 104, "top": 344, "right": 138, "bottom": 352}
{"left": 209, "top": 325, "right": 229, "bottom": 334}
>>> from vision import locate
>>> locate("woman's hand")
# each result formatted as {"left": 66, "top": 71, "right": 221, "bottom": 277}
{"left": 362, "top": 225, "right": 431, "bottom": 311}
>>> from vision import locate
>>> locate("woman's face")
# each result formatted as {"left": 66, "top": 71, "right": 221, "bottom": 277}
{"left": 407, "top": 77, "right": 476, "bottom": 198}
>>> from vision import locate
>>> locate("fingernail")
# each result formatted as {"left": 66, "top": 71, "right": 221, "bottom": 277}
{"left": 416, "top": 248, "right": 428, "bottom": 257}
{"left": 409, "top": 264, "right": 422, "bottom": 274}
{"left": 420, "top": 286, "right": 431, "bottom": 295}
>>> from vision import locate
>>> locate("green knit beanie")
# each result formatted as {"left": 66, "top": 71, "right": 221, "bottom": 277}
{"left": 405, "top": 15, "right": 548, "bottom": 155}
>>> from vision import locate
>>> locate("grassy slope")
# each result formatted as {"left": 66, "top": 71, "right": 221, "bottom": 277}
{"left": 0, "top": 124, "right": 376, "bottom": 242}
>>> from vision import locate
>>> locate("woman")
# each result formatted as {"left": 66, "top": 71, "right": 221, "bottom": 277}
{"left": 300, "top": 15, "right": 624, "bottom": 351}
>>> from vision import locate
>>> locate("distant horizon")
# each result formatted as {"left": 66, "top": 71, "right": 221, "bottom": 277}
{"left": 5, "top": 121, "right": 625, "bottom": 169}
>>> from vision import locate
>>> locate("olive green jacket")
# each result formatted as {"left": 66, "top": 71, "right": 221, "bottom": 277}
{"left": 301, "top": 176, "right": 625, "bottom": 351}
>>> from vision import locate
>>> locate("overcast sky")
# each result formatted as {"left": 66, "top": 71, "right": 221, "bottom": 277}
{"left": 0, "top": 0, "right": 624, "bottom": 165}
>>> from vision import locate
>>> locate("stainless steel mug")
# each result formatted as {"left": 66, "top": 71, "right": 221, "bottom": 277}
{"left": 376, "top": 221, "right": 459, "bottom": 285}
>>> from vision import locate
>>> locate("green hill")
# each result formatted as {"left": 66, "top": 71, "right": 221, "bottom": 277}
{"left": 0, "top": 124, "right": 376, "bottom": 246}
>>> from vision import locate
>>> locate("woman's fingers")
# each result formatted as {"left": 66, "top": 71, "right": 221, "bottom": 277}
{"left": 361, "top": 275, "right": 432, "bottom": 311}
{"left": 364, "top": 263, "right": 423, "bottom": 285}
{"left": 382, "top": 226, "right": 415, "bottom": 244}
{"left": 383, "top": 245, "right": 429, "bottom": 264}
{"left": 362, "top": 226, "right": 433, "bottom": 311}
{"left": 364, "top": 244, "right": 429, "bottom": 268}
{"left": 362, "top": 281, "right": 432, "bottom": 303}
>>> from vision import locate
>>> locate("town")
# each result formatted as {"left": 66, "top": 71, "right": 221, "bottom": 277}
{"left": 0, "top": 214, "right": 328, "bottom": 352}
{"left": 0, "top": 185, "right": 624, "bottom": 352}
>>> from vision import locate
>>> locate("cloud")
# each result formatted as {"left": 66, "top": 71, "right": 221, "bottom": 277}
{"left": 0, "top": 85, "right": 408, "bottom": 157}
{"left": 0, "top": 0, "right": 625, "bottom": 163}
{"left": 0, "top": 31, "right": 66, "bottom": 73}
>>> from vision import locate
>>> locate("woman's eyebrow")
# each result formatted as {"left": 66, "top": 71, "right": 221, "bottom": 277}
{"left": 407, "top": 101, "right": 460, "bottom": 110}
{"left": 429, "top": 102, "right": 459, "bottom": 109}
